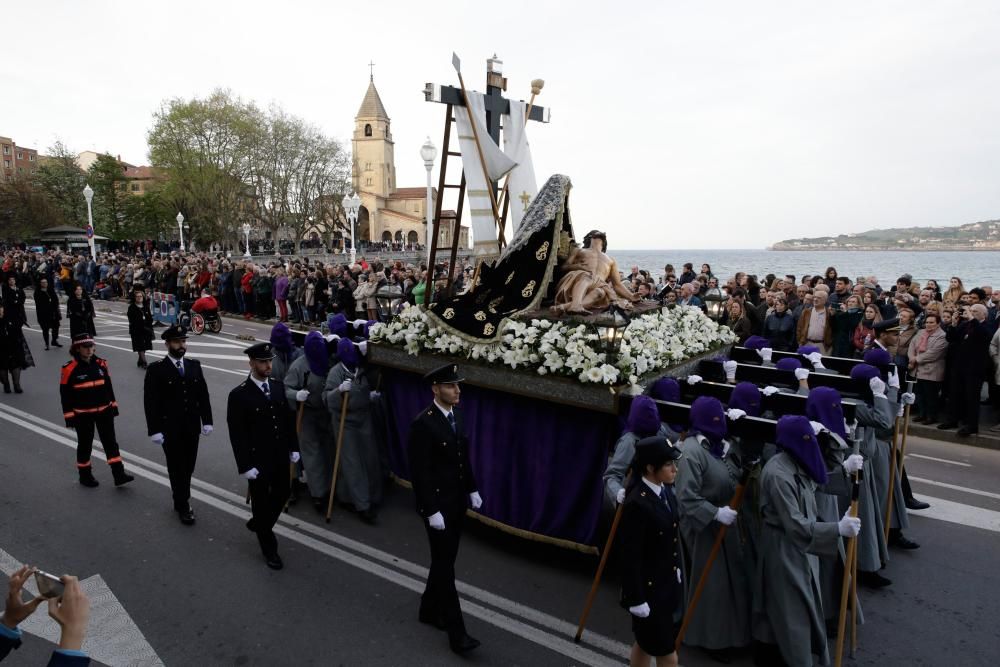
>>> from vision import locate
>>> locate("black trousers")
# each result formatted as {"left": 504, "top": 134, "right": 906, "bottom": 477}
{"left": 74, "top": 414, "right": 121, "bottom": 466}
{"left": 420, "top": 510, "right": 467, "bottom": 640}
{"left": 915, "top": 379, "right": 942, "bottom": 420}
{"left": 947, "top": 373, "right": 985, "bottom": 431}
{"left": 163, "top": 432, "right": 200, "bottom": 510}
{"left": 41, "top": 322, "right": 60, "bottom": 346}
{"left": 248, "top": 472, "right": 290, "bottom": 557}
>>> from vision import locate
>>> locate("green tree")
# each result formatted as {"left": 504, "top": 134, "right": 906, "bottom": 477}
{"left": 87, "top": 153, "right": 129, "bottom": 239}
{"left": 33, "top": 140, "right": 87, "bottom": 228}
{"left": 121, "top": 182, "right": 173, "bottom": 239}
{"left": 0, "top": 177, "right": 66, "bottom": 239}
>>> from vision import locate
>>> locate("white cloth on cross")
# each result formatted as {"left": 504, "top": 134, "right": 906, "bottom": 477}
{"left": 454, "top": 91, "right": 517, "bottom": 255}
{"left": 502, "top": 99, "right": 538, "bottom": 236}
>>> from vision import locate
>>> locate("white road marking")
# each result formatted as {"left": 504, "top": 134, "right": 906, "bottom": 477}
{"left": 95, "top": 335, "right": 250, "bottom": 350}
{"left": 0, "top": 547, "right": 164, "bottom": 666}
{"left": 909, "top": 476, "right": 1000, "bottom": 501}
{"left": 908, "top": 453, "right": 972, "bottom": 467}
{"left": 0, "top": 404, "right": 627, "bottom": 664}
{"left": 909, "top": 495, "right": 1000, "bottom": 534}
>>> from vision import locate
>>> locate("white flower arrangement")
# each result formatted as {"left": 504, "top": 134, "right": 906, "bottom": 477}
{"left": 369, "top": 305, "right": 736, "bottom": 386}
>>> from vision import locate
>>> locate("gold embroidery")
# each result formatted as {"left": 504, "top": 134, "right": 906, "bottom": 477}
{"left": 535, "top": 241, "right": 550, "bottom": 261}
{"left": 443, "top": 308, "right": 455, "bottom": 320}
{"left": 484, "top": 323, "right": 495, "bottom": 336}
{"left": 521, "top": 280, "right": 536, "bottom": 298}
{"left": 474, "top": 311, "right": 487, "bottom": 321}
{"left": 506, "top": 271, "right": 516, "bottom": 285}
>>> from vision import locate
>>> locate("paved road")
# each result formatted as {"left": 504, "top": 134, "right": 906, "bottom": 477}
{"left": 1, "top": 300, "right": 998, "bottom": 665}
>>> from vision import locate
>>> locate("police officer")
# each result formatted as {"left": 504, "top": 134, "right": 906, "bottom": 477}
{"left": 59, "top": 333, "right": 134, "bottom": 488}
{"left": 407, "top": 363, "right": 481, "bottom": 654}
{"left": 227, "top": 342, "right": 300, "bottom": 570}
{"left": 143, "top": 325, "right": 213, "bottom": 525}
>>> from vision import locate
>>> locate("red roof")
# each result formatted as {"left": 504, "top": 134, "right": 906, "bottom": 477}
{"left": 389, "top": 187, "right": 436, "bottom": 200}
{"left": 123, "top": 165, "right": 157, "bottom": 179}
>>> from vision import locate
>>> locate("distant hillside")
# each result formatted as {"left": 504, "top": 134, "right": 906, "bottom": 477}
{"left": 771, "top": 219, "right": 1000, "bottom": 251}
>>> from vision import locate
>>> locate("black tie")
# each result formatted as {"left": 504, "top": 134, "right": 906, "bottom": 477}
{"left": 261, "top": 381, "right": 270, "bottom": 399}
{"left": 176, "top": 360, "right": 184, "bottom": 377}
{"left": 447, "top": 412, "right": 456, "bottom": 433}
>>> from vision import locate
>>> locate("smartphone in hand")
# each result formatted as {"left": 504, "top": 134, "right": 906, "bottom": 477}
{"left": 34, "top": 570, "right": 65, "bottom": 599}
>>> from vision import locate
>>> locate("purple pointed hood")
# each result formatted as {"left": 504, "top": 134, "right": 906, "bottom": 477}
{"left": 648, "top": 377, "right": 684, "bottom": 433}
{"left": 775, "top": 357, "right": 802, "bottom": 372}
{"left": 728, "top": 381, "right": 762, "bottom": 417}
{"left": 626, "top": 396, "right": 661, "bottom": 438}
{"left": 775, "top": 414, "right": 828, "bottom": 485}
{"left": 690, "top": 396, "right": 727, "bottom": 457}
{"left": 849, "top": 363, "right": 880, "bottom": 382}
{"left": 328, "top": 313, "right": 348, "bottom": 338}
{"left": 797, "top": 345, "right": 820, "bottom": 356}
{"left": 744, "top": 335, "right": 770, "bottom": 350}
{"left": 806, "top": 386, "right": 847, "bottom": 439}
{"left": 863, "top": 348, "right": 892, "bottom": 367}
{"left": 336, "top": 337, "right": 359, "bottom": 370}
{"left": 270, "top": 322, "right": 293, "bottom": 352}
{"left": 304, "top": 331, "right": 329, "bottom": 376}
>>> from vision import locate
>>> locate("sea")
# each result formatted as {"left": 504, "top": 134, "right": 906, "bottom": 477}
{"left": 613, "top": 249, "right": 1000, "bottom": 288}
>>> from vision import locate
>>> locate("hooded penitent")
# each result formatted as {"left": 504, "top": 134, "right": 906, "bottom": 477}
{"left": 336, "top": 337, "right": 359, "bottom": 371}
{"left": 626, "top": 395, "right": 661, "bottom": 438}
{"left": 775, "top": 414, "right": 828, "bottom": 484}
{"left": 304, "top": 331, "right": 329, "bottom": 376}
{"left": 862, "top": 348, "right": 892, "bottom": 367}
{"left": 728, "top": 381, "right": 762, "bottom": 418}
{"left": 649, "top": 377, "right": 685, "bottom": 433}
{"left": 744, "top": 335, "right": 770, "bottom": 350}
{"left": 270, "top": 322, "right": 293, "bottom": 352}
{"left": 689, "top": 396, "right": 728, "bottom": 458}
{"left": 775, "top": 357, "right": 802, "bottom": 372}
{"left": 328, "top": 313, "right": 348, "bottom": 338}
{"left": 806, "top": 386, "right": 848, "bottom": 439}
{"left": 797, "top": 345, "right": 820, "bottom": 356}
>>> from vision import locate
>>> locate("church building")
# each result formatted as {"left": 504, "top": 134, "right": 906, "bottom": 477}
{"left": 352, "top": 77, "right": 467, "bottom": 249}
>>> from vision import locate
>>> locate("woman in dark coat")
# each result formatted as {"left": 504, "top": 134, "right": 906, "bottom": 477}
{"left": 127, "top": 288, "right": 154, "bottom": 368}
{"left": 0, "top": 302, "right": 34, "bottom": 393}
{"left": 762, "top": 299, "right": 796, "bottom": 351}
{"left": 66, "top": 284, "right": 97, "bottom": 338}
{"left": 34, "top": 276, "right": 63, "bottom": 349}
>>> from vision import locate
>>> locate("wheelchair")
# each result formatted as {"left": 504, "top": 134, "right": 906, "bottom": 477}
{"left": 178, "top": 301, "right": 223, "bottom": 335}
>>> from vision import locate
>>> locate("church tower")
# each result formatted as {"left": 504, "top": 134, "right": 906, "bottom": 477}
{"left": 353, "top": 77, "right": 396, "bottom": 199}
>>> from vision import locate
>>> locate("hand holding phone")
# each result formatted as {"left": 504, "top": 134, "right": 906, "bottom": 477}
{"left": 34, "top": 570, "right": 65, "bottom": 599}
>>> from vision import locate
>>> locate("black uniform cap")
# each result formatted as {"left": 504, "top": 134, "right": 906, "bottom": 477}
{"left": 423, "top": 363, "right": 464, "bottom": 384}
{"left": 633, "top": 435, "right": 682, "bottom": 470}
{"left": 161, "top": 325, "right": 188, "bottom": 341}
{"left": 244, "top": 342, "right": 276, "bottom": 360}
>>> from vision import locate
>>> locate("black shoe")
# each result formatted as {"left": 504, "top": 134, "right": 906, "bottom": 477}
{"left": 2, "top": 383, "right": 9, "bottom": 394}
{"left": 705, "top": 647, "right": 733, "bottom": 663}
{"left": 52, "top": 340, "right": 62, "bottom": 347}
{"left": 44, "top": 345, "right": 50, "bottom": 351}
{"left": 264, "top": 553, "right": 283, "bottom": 570}
{"left": 937, "top": 421, "right": 959, "bottom": 430}
{"left": 110, "top": 463, "right": 135, "bottom": 486}
{"left": 359, "top": 508, "right": 378, "bottom": 525}
{"left": 449, "top": 633, "right": 480, "bottom": 654}
{"left": 246, "top": 518, "right": 257, "bottom": 532}
{"left": 957, "top": 427, "right": 978, "bottom": 436}
{"left": 859, "top": 570, "right": 892, "bottom": 588}
{"left": 418, "top": 611, "right": 447, "bottom": 631}
{"left": 177, "top": 507, "right": 196, "bottom": 525}
{"left": 889, "top": 530, "right": 920, "bottom": 550}
{"left": 905, "top": 498, "right": 931, "bottom": 510}
{"left": 13, "top": 385, "right": 22, "bottom": 394}
{"left": 78, "top": 468, "right": 100, "bottom": 488}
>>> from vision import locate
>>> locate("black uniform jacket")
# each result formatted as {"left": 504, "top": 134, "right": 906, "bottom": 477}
{"left": 34, "top": 289, "right": 61, "bottom": 327}
{"left": 143, "top": 357, "right": 213, "bottom": 438}
{"left": 407, "top": 403, "right": 477, "bottom": 519}
{"left": 59, "top": 356, "right": 118, "bottom": 427}
{"left": 226, "top": 376, "right": 299, "bottom": 477}
{"left": 619, "top": 483, "right": 683, "bottom": 611}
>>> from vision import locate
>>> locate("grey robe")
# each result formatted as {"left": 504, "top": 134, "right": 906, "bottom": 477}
{"left": 322, "top": 362, "right": 382, "bottom": 511}
{"left": 602, "top": 423, "right": 677, "bottom": 506}
{"left": 753, "top": 452, "right": 840, "bottom": 667}
{"left": 676, "top": 435, "right": 753, "bottom": 650}
{"left": 851, "top": 395, "right": 893, "bottom": 572}
{"left": 870, "top": 388, "right": 909, "bottom": 531}
{"left": 270, "top": 347, "right": 301, "bottom": 385}
{"left": 284, "top": 355, "right": 334, "bottom": 498}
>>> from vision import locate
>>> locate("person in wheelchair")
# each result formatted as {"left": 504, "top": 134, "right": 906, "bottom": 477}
{"left": 191, "top": 289, "right": 220, "bottom": 321}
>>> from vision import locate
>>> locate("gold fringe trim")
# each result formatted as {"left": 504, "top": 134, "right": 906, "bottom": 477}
{"left": 391, "top": 474, "right": 598, "bottom": 555}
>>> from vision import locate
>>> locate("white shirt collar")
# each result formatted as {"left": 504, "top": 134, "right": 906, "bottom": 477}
{"left": 249, "top": 374, "right": 270, "bottom": 393}
{"left": 433, "top": 399, "right": 453, "bottom": 419}
{"left": 641, "top": 478, "right": 663, "bottom": 496}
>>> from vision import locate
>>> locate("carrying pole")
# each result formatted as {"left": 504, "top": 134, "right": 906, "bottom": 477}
{"left": 325, "top": 392, "right": 351, "bottom": 522}
{"left": 834, "top": 470, "right": 862, "bottom": 667}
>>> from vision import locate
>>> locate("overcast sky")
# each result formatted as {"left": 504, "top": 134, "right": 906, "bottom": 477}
{"left": 5, "top": 1, "right": 1000, "bottom": 248}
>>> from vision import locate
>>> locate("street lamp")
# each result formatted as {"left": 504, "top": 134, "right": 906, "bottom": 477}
{"left": 342, "top": 192, "right": 361, "bottom": 266}
{"left": 704, "top": 286, "right": 726, "bottom": 321}
{"left": 242, "top": 222, "right": 252, "bottom": 259}
{"left": 420, "top": 137, "right": 437, "bottom": 263}
{"left": 82, "top": 184, "right": 95, "bottom": 258}
{"left": 176, "top": 212, "right": 186, "bottom": 252}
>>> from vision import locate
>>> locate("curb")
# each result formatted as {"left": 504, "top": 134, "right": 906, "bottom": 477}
{"left": 908, "top": 423, "right": 1000, "bottom": 451}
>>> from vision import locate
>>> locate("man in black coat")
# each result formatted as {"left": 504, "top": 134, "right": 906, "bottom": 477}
{"left": 407, "top": 363, "right": 481, "bottom": 654}
{"left": 939, "top": 303, "right": 993, "bottom": 435}
{"left": 34, "top": 276, "right": 62, "bottom": 349}
{"left": 143, "top": 325, "right": 213, "bottom": 524}
{"left": 227, "top": 342, "right": 300, "bottom": 570}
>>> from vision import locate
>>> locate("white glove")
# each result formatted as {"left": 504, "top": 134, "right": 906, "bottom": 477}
{"left": 628, "top": 602, "right": 650, "bottom": 618}
{"left": 201, "top": 425, "right": 213, "bottom": 436}
{"left": 369, "top": 390, "right": 381, "bottom": 400}
{"left": 726, "top": 408, "right": 746, "bottom": 421}
{"left": 338, "top": 379, "right": 353, "bottom": 393}
{"left": 761, "top": 385, "right": 780, "bottom": 396}
{"left": 715, "top": 506, "right": 738, "bottom": 525}
{"left": 897, "top": 403, "right": 905, "bottom": 418}
{"left": 723, "top": 360, "right": 738, "bottom": 381}
{"left": 901, "top": 392, "right": 915, "bottom": 405}
{"left": 242, "top": 467, "right": 259, "bottom": 480}
{"left": 847, "top": 419, "right": 859, "bottom": 439}
{"left": 323, "top": 333, "right": 340, "bottom": 342}
{"left": 616, "top": 488, "right": 626, "bottom": 505}
{"left": 794, "top": 368, "right": 810, "bottom": 381}
{"left": 806, "top": 352, "right": 825, "bottom": 368}
{"left": 295, "top": 389, "right": 310, "bottom": 402}
{"left": 352, "top": 318, "right": 367, "bottom": 327}
{"left": 290, "top": 452, "right": 300, "bottom": 463}
{"left": 838, "top": 510, "right": 861, "bottom": 537}
{"left": 842, "top": 454, "right": 864, "bottom": 474}
{"left": 469, "top": 491, "right": 483, "bottom": 509}
{"left": 888, "top": 367, "right": 900, "bottom": 389}
{"left": 809, "top": 420, "right": 827, "bottom": 435}
{"left": 869, "top": 377, "right": 887, "bottom": 398}
{"left": 427, "top": 512, "right": 446, "bottom": 530}
{"left": 756, "top": 347, "right": 773, "bottom": 363}
{"left": 358, "top": 341, "right": 368, "bottom": 356}
{"left": 150, "top": 432, "right": 164, "bottom": 445}
{"left": 686, "top": 374, "right": 702, "bottom": 385}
